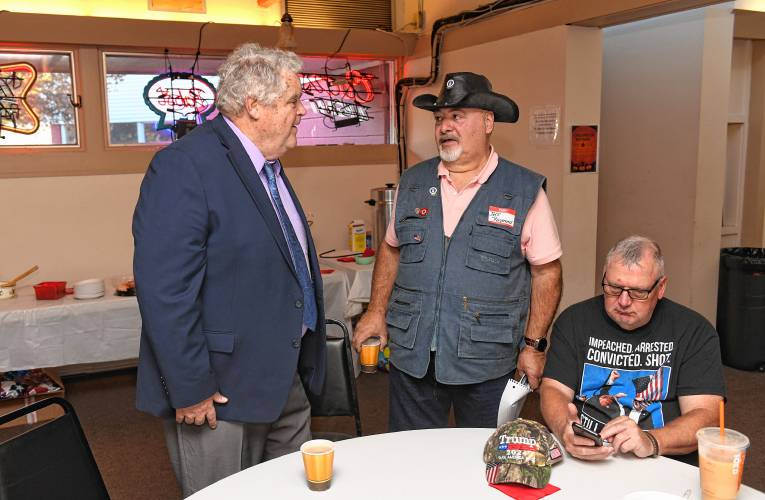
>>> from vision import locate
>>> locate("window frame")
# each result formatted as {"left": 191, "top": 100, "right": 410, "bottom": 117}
{"left": 0, "top": 46, "right": 82, "bottom": 151}
{"left": 100, "top": 49, "right": 228, "bottom": 150}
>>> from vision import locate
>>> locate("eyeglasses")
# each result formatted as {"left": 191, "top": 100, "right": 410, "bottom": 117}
{"left": 601, "top": 274, "right": 663, "bottom": 301}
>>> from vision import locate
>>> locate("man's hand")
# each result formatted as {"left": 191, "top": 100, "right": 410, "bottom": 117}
{"left": 558, "top": 403, "right": 614, "bottom": 461}
{"left": 600, "top": 416, "right": 654, "bottom": 458}
{"left": 175, "top": 392, "right": 228, "bottom": 429}
{"left": 352, "top": 311, "right": 388, "bottom": 352}
{"left": 515, "top": 347, "right": 546, "bottom": 389}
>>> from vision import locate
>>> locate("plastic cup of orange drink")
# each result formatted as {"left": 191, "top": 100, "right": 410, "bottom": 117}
{"left": 301, "top": 439, "right": 335, "bottom": 491}
{"left": 360, "top": 337, "right": 381, "bottom": 374}
{"left": 697, "top": 427, "right": 750, "bottom": 500}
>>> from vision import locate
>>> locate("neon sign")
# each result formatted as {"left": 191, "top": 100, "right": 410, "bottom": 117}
{"left": 142, "top": 71, "right": 216, "bottom": 130}
{"left": 300, "top": 70, "right": 376, "bottom": 104}
{"left": 299, "top": 70, "right": 378, "bottom": 128}
{"left": 0, "top": 62, "right": 40, "bottom": 136}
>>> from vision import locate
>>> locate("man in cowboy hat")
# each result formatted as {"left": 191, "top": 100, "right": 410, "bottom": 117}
{"left": 353, "top": 72, "right": 563, "bottom": 430}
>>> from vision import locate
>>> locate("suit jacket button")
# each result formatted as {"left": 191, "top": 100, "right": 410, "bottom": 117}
{"left": 292, "top": 339, "right": 301, "bottom": 348}
{"left": 295, "top": 299, "right": 303, "bottom": 308}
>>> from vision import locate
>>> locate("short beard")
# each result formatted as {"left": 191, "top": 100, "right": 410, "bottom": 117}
{"left": 438, "top": 145, "right": 462, "bottom": 162}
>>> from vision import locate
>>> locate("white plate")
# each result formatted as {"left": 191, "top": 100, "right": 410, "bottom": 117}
{"left": 74, "top": 278, "right": 104, "bottom": 287}
{"left": 623, "top": 492, "right": 687, "bottom": 500}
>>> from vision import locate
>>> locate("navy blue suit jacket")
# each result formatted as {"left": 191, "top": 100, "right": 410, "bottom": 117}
{"left": 133, "top": 115, "right": 326, "bottom": 423}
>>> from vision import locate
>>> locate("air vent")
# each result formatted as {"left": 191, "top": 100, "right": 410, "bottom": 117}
{"left": 286, "top": 0, "right": 391, "bottom": 31}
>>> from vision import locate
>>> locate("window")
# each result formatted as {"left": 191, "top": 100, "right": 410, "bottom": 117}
{"left": 103, "top": 52, "right": 222, "bottom": 146}
{"left": 103, "top": 51, "right": 395, "bottom": 147}
{"left": 299, "top": 56, "right": 394, "bottom": 146}
{"left": 0, "top": 50, "right": 78, "bottom": 147}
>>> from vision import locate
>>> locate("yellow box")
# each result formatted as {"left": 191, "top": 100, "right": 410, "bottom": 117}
{"left": 348, "top": 220, "right": 366, "bottom": 253}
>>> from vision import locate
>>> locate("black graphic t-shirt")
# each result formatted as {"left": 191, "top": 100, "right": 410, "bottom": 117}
{"left": 544, "top": 296, "right": 726, "bottom": 434}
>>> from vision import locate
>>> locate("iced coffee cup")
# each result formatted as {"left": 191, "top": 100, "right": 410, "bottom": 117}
{"left": 360, "top": 337, "right": 381, "bottom": 374}
{"left": 301, "top": 439, "right": 334, "bottom": 491}
{"left": 697, "top": 427, "right": 750, "bottom": 500}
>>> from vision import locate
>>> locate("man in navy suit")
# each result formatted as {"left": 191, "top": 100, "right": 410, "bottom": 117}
{"left": 133, "top": 43, "right": 326, "bottom": 496}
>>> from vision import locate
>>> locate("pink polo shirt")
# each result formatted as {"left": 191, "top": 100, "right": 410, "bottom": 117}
{"left": 385, "top": 148, "right": 562, "bottom": 266}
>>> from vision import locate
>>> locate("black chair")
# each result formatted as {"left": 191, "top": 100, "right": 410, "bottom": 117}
{"left": 310, "top": 318, "right": 362, "bottom": 441}
{"left": 0, "top": 397, "right": 110, "bottom": 500}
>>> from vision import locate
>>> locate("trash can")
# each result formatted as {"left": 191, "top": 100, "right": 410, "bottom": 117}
{"left": 716, "top": 248, "right": 765, "bottom": 371}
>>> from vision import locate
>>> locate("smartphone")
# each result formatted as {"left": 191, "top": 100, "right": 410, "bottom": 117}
{"left": 572, "top": 422, "right": 605, "bottom": 446}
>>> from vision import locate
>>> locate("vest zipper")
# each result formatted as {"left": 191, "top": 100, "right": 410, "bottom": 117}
{"left": 431, "top": 236, "right": 451, "bottom": 351}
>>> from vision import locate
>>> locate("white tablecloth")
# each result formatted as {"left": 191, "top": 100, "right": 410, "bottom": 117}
{"left": 0, "top": 285, "right": 141, "bottom": 372}
{"left": 0, "top": 274, "right": 355, "bottom": 373}
{"left": 320, "top": 269, "right": 351, "bottom": 332}
{"left": 320, "top": 259, "right": 373, "bottom": 317}
{"left": 189, "top": 428, "right": 765, "bottom": 500}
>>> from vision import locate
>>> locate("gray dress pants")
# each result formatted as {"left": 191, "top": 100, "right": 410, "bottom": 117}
{"left": 163, "top": 373, "right": 312, "bottom": 497}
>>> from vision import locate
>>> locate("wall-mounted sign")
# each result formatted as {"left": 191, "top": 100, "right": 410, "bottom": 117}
{"left": 529, "top": 105, "right": 560, "bottom": 145}
{"left": 299, "top": 69, "right": 378, "bottom": 129}
{"left": 0, "top": 62, "right": 40, "bottom": 135}
{"left": 142, "top": 71, "right": 217, "bottom": 130}
{"left": 571, "top": 125, "right": 598, "bottom": 173}
{"left": 149, "top": 0, "right": 206, "bottom": 13}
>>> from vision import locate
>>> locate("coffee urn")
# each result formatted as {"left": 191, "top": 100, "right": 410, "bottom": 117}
{"left": 365, "top": 183, "right": 397, "bottom": 250}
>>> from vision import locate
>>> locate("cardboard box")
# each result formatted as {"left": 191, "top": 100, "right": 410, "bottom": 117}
{"left": 0, "top": 369, "right": 65, "bottom": 429}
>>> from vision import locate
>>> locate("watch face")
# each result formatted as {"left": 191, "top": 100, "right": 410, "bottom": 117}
{"left": 526, "top": 337, "right": 548, "bottom": 352}
{"left": 537, "top": 337, "right": 548, "bottom": 352}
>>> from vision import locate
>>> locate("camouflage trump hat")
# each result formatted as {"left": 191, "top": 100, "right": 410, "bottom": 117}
{"left": 483, "top": 418, "right": 563, "bottom": 488}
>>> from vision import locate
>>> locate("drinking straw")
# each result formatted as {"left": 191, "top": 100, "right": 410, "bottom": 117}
{"left": 719, "top": 400, "right": 725, "bottom": 439}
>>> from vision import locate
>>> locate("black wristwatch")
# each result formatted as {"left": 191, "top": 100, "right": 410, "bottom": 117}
{"left": 524, "top": 336, "right": 548, "bottom": 352}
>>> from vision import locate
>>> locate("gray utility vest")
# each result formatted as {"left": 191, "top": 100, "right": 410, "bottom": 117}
{"left": 387, "top": 156, "right": 545, "bottom": 384}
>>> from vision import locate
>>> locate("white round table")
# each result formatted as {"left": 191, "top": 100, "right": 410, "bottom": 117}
{"left": 189, "top": 428, "right": 765, "bottom": 499}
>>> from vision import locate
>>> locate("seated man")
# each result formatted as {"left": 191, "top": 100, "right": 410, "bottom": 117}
{"left": 540, "top": 235, "right": 725, "bottom": 462}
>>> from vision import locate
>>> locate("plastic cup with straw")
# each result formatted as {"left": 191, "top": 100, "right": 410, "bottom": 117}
{"left": 697, "top": 399, "right": 750, "bottom": 499}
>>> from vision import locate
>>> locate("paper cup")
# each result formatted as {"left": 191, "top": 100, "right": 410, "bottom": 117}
{"left": 360, "top": 337, "right": 381, "bottom": 373}
{"left": 300, "top": 439, "right": 334, "bottom": 491}
{"left": 697, "top": 427, "right": 750, "bottom": 500}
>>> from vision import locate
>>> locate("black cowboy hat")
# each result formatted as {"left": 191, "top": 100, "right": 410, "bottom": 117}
{"left": 412, "top": 72, "right": 519, "bottom": 123}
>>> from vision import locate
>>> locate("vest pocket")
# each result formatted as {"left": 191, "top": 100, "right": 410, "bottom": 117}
{"left": 397, "top": 226, "right": 427, "bottom": 263}
{"left": 457, "top": 300, "right": 519, "bottom": 359}
{"left": 465, "top": 231, "right": 514, "bottom": 275}
{"left": 386, "top": 287, "right": 422, "bottom": 349}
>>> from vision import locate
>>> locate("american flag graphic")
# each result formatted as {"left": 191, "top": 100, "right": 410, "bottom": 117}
{"left": 632, "top": 366, "right": 666, "bottom": 411}
{"left": 485, "top": 463, "right": 500, "bottom": 484}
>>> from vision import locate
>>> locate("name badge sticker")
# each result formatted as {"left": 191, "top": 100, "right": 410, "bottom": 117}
{"left": 488, "top": 206, "right": 516, "bottom": 228}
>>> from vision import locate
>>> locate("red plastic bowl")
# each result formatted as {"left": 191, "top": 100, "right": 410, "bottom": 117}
{"left": 33, "top": 281, "right": 67, "bottom": 300}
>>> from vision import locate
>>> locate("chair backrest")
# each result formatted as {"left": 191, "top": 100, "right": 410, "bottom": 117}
{"left": 0, "top": 397, "right": 110, "bottom": 500}
{"left": 310, "top": 319, "right": 362, "bottom": 437}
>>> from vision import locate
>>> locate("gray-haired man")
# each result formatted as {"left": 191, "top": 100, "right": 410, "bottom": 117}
{"left": 540, "top": 236, "right": 725, "bottom": 463}
{"left": 133, "top": 43, "right": 326, "bottom": 496}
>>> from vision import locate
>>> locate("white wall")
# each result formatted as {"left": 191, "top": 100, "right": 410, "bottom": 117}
{"left": 598, "top": 4, "right": 734, "bottom": 322}
{"left": 0, "top": 175, "right": 142, "bottom": 284}
{"left": 0, "top": 164, "right": 397, "bottom": 285}
{"left": 403, "top": 25, "right": 602, "bottom": 311}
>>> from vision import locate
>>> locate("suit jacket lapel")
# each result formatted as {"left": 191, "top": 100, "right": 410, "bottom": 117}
{"left": 209, "top": 116, "right": 298, "bottom": 280}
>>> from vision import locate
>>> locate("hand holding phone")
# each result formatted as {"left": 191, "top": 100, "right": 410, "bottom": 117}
{"left": 572, "top": 422, "right": 606, "bottom": 447}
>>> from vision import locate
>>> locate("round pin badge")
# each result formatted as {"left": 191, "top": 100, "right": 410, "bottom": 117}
{"left": 429, "top": 186, "right": 438, "bottom": 196}
{"left": 446, "top": 79, "right": 454, "bottom": 89}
